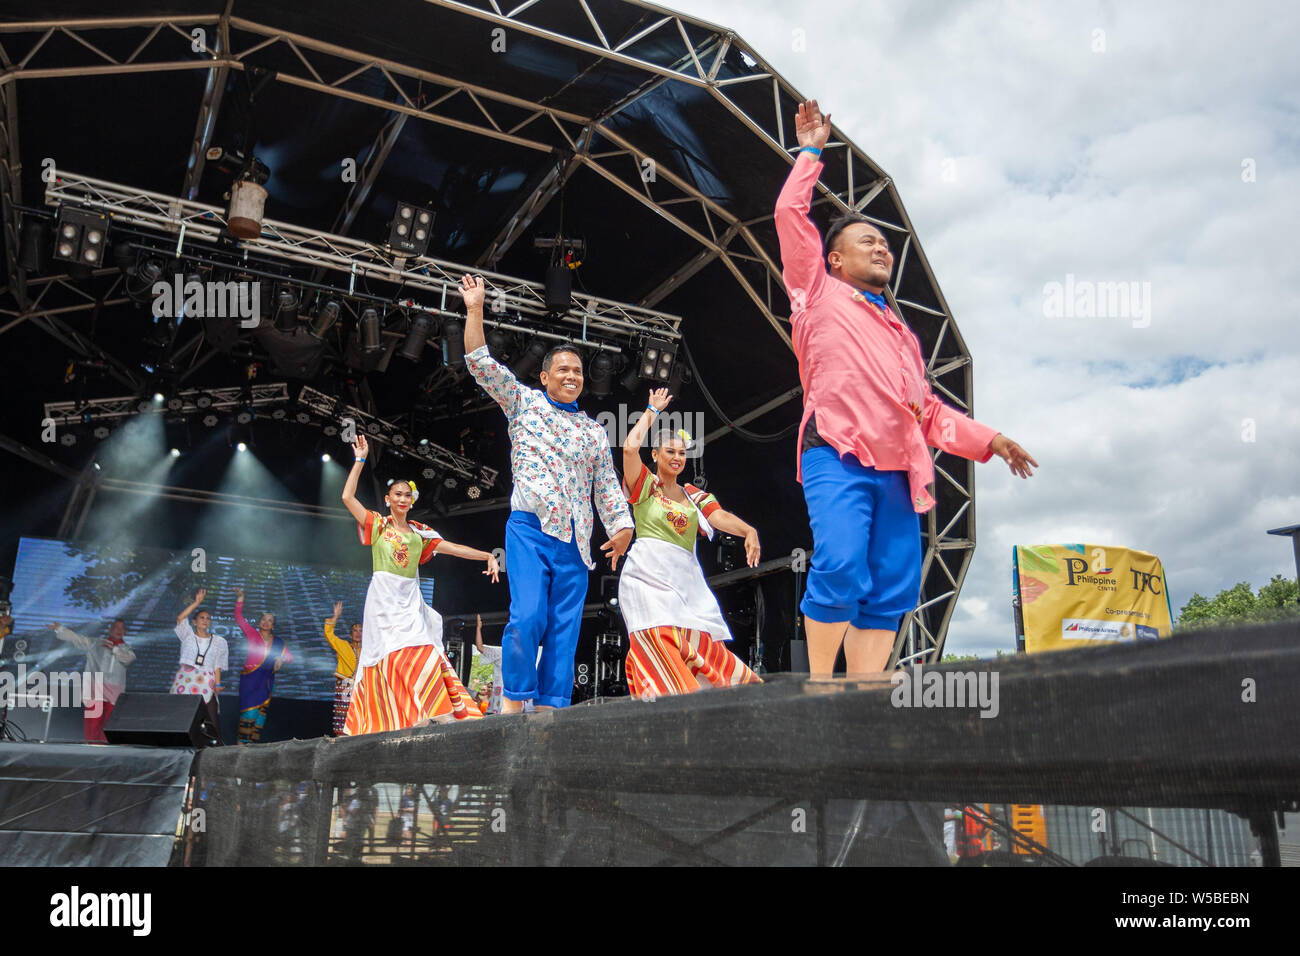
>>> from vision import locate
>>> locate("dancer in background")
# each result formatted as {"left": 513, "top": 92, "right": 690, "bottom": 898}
{"left": 324, "top": 601, "right": 362, "bottom": 736}
{"left": 341, "top": 434, "right": 498, "bottom": 734}
{"left": 777, "top": 99, "right": 1037, "bottom": 676}
{"left": 618, "top": 389, "right": 764, "bottom": 696}
{"left": 49, "top": 619, "right": 136, "bottom": 742}
{"left": 233, "top": 586, "right": 292, "bottom": 745}
{"left": 172, "top": 589, "right": 228, "bottom": 737}
{"left": 462, "top": 273, "right": 633, "bottom": 712}
{"left": 471, "top": 614, "right": 505, "bottom": 715}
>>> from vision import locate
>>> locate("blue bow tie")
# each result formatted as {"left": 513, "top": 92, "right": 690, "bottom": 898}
{"left": 544, "top": 393, "right": 579, "bottom": 413}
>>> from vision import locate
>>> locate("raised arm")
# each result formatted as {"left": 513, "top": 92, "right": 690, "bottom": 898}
{"left": 775, "top": 100, "right": 834, "bottom": 312}
{"left": 461, "top": 273, "right": 485, "bottom": 354}
{"left": 341, "top": 434, "right": 371, "bottom": 525}
{"left": 623, "top": 388, "right": 670, "bottom": 491}
{"left": 177, "top": 589, "right": 206, "bottom": 626}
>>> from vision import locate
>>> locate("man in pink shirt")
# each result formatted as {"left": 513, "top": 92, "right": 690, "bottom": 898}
{"left": 776, "top": 99, "right": 1037, "bottom": 677}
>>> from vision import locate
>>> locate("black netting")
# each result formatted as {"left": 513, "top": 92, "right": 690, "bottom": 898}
{"left": 180, "top": 622, "right": 1299, "bottom": 866}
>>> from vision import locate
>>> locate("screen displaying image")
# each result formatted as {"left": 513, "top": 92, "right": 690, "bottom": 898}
{"left": 3, "top": 536, "right": 435, "bottom": 701}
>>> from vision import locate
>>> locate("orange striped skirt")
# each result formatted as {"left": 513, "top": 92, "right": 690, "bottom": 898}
{"left": 626, "top": 625, "right": 763, "bottom": 697}
{"left": 343, "top": 644, "right": 481, "bottom": 735}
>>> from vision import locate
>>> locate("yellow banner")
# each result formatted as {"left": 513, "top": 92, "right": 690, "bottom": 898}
{"left": 1012, "top": 544, "right": 1173, "bottom": 653}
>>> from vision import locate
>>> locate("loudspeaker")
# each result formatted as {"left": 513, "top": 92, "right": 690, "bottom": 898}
{"left": 103, "top": 693, "right": 218, "bottom": 748}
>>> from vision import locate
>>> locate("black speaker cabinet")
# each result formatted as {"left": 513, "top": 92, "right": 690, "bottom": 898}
{"left": 103, "top": 693, "right": 218, "bottom": 748}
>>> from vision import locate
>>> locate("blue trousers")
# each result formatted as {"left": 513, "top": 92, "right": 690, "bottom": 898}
{"left": 800, "top": 446, "right": 922, "bottom": 630}
{"left": 502, "top": 511, "right": 589, "bottom": 708}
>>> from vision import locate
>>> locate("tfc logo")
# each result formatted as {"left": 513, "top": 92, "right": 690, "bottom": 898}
{"left": 1130, "top": 569, "right": 1163, "bottom": 595}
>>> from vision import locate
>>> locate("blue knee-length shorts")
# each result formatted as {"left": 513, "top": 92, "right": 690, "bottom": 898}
{"left": 799, "top": 446, "right": 922, "bottom": 630}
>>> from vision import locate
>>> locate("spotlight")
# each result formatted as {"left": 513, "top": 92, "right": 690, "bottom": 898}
{"left": 137, "top": 399, "right": 153, "bottom": 413}
{"left": 418, "top": 438, "right": 429, "bottom": 448}
{"left": 166, "top": 395, "right": 184, "bottom": 411}
{"left": 295, "top": 411, "right": 311, "bottom": 425}
{"left": 235, "top": 405, "right": 254, "bottom": 425}
{"left": 92, "top": 425, "right": 110, "bottom": 440}
{"left": 321, "top": 453, "right": 330, "bottom": 462}
{"left": 486, "top": 328, "right": 511, "bottom": 356}
{"left": 589, "top": 351, "right": 615, "bottom": 398}
{"left": 466, "top": 485, "right": 482, "bottom": 500}
{"left": 170, "top": 448, "right": 180, "bottom": 457}
{"left": 236, "top": 442, "right": 247, "bottom": 452}
{"left": 227, "top": 166, "right": 269, "bottom": 240}
{"left": 388, "top": 202, "right": 434, "bottom": 257}
{"left": 60, "top": 432, "right": 77, "bottom": 446}
{"left": 274, "top": 284, "right": 299, "bottom": 333}
{"left": 359, "top": 308, "right": 382, "bottom": 352}
{"left": 308, "top": 299, "right": 341, "bottom": 340}
{"left": 392, "top": 433, "right": 406, "bottom": 446}
{"left": 443, "top": 477, "right": 458, "bottom": 490}
{"left": 422, "top": 466, "right": 436, "bottom": 480}
{"left": 323, "top": 423, "right": 339, "bottom": 437}
{"left": 620, "top": 363, "right": 641, "bottom": 394}
{"left": 512, "top": 338, "right": 548, "bottom": 381}
{"left": 638, "top": 338, "right": 676, "bottom": 383}
{"left": 195, "top": 394, "right": 213, "bottom": 409}
{"left": 400, "top": 312, "right": 431, "bottom": 362}
{"left": 52, "top": 206, "right": 109, "bottom": 266}
{"left": 93, "top": 461, "right": 101, "bottom": 471}
{"left": 271, "top": 407, "right": 287, "bottom": 420}
{"left": 202, "top": 413, "right": 219, "bottom": 427}
{"left": 366, "top": 422, "right": 382, "bottom": 435}
{"left": 442, "top": 318, "right": 464, "bottom": 367}
{"left": 153, "top": 392, "right": 165, "bottom": 403}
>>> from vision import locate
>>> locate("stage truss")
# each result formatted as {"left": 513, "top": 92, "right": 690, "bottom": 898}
{"left": 0, "top": 2, "right": 983, "bottom": 663}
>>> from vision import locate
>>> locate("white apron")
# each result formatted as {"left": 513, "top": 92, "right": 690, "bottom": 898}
{"left": 618, "top": 537, "right": 733, "bottom": 641}
{"left": 358, "top": 570, "right": 445, "bottom": 669}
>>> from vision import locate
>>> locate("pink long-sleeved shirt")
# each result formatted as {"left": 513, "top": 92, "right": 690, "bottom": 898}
{"left": 775, "top": 154, "right": 999, "bottom": 513}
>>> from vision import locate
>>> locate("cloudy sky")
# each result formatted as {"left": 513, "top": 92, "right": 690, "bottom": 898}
{"left": 674, "top": 0, "right": 1300, "bottom": 655}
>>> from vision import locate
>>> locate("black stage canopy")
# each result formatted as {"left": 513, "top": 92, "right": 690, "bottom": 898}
{"left": 0, "top": 1, "right": 984, "bottom": 661}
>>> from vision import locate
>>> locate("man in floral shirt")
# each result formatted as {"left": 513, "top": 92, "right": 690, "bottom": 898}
{"left": 461, "top": 274, "right": 634, "bottom": 711}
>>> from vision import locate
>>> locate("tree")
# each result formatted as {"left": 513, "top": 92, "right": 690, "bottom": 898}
{"left": 1176, "top": 575, "right": 1300, "bottom": 630}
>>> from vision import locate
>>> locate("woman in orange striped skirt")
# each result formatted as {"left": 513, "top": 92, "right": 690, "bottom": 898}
{"left": 618, "top": 389, "right": 764, "bottom": 696}
{"left": 340, "top": 435, "right": 500, "bottom": 734}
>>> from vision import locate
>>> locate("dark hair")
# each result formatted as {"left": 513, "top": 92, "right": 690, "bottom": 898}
{"left": 652, "top": 428, "right": 690, "bottom": 450}
{"left": 541, "top": 345, "right": 582, "bottom": 375}
{"left": 387, "top": 479, "right": 414, "bottom": 493}
{"left": 194, "top": 606, "right": 211, "bottom": 618}
{"left": 823, "top": 213, "right": 883, "bottom": 260}
{"left": 111, "top": 618, "right": 126, "bottom": 627}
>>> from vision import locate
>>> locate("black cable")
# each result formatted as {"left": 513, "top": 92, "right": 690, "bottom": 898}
{"left": 680, "top": 339, "right": 798, "bottom": 443}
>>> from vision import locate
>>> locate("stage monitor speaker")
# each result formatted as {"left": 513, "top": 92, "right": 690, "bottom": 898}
{"left": 103, "top": 693, "right": 217, "bottom": 748}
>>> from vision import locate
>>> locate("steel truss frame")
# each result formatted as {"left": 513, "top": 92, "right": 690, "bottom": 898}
{"left": 297, "top": 385, "right": 497, "bottom": 485}
{"left": 0, "top": 2, "right": 982, "bottom": 661}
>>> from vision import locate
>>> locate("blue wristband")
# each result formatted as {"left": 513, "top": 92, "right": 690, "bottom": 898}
{"left": 800, "top": 146, "right": 822, "bottom": 158}
{"left": 646, "top": 405, "right": 659, "bottom": 415}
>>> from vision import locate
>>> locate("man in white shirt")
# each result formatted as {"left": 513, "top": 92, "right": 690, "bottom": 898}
{"left": 50, "top": 619, "right": 136, "bottom": 742}
{"left": 461, "top": 275, "right": 633, "bottom": 711}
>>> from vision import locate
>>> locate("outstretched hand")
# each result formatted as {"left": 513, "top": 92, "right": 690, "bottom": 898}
{"left": 648, "top": 388, "right": 672, "bottom": 413}
{"left": 990, "top": 435, "right": 1038, "bottom": 479}
{"left": 795, "top": 99, "right": 832, "bottom": 151}
{"left": 351, "top": 434, "right": 369, "bottom": 460}
{"left": 460, "top": 273, "right": 485, "bottom": 312}
{"left": 331, "top": 601, "right": 343, "bottom": 621}
{"left": 601, "top": 527, "right": 634, "bottom": 571}
{"left": 483, "top": 554, "right": 500, "bottom": 583}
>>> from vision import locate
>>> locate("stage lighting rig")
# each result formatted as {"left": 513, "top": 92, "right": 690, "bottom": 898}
{"left": 227, "top": 158, "right": 270, "bottom": 240}
{"left": 534, "top": 235, "right": 585, "bottom": 313}
{"left": 308, "top": 298, "right": 341, "bottom": 340}
{"left": 588, "top": 351, "right": 615, "bottom": 398}
{"left": 388, "top": 202, "right": 434, "bottom": 258}
{"left": 52, "top": 206, "right": 109, "bottom": 267}
{"left": 400, "top": 311, "right": 432, "bottom": 362}
{"left": 637, "top": 338, "right": 676, "bottom": 383}
{"left": 359, "top": 307, "right": 383, "bottom": 352}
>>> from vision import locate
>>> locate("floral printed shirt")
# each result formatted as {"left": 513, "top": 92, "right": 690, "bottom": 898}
{"left": 466, "top": 344, "right": 633, "bottom": 569}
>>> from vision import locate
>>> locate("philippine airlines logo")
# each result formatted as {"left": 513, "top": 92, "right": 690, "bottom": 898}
{"left": 1062, "top": 619, "right": 1135, "bottom": 641}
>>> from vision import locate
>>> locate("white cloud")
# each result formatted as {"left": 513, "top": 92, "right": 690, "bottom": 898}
{"left": 674, "top": 0, "right": 1300, "bottom": 655}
